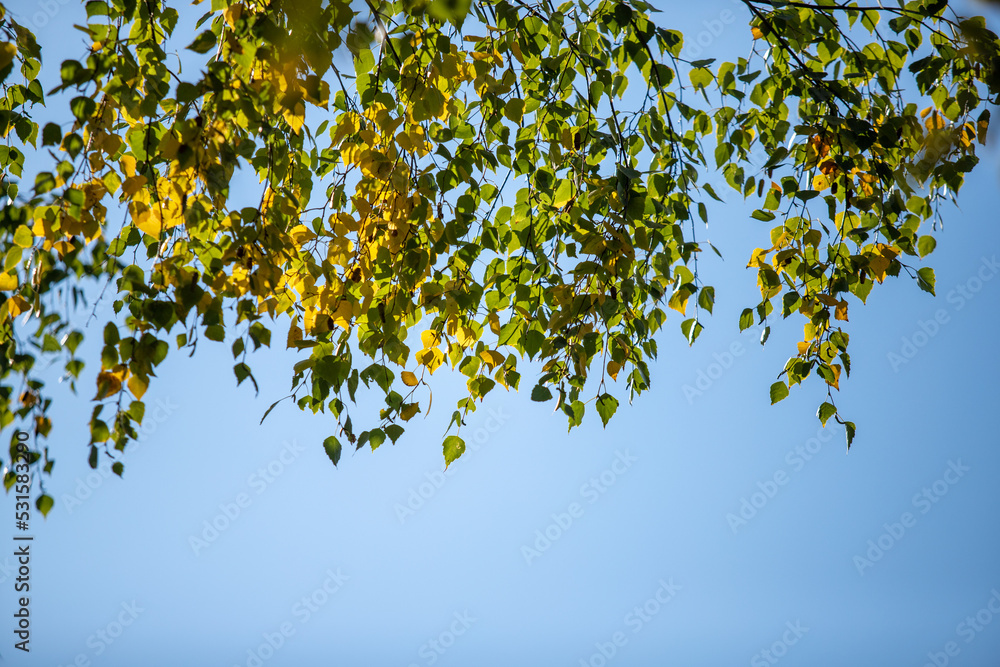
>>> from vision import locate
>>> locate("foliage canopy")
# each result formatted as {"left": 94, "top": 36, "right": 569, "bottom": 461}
{"left": 0, "top": 0, "right": 997, "bottom": 512}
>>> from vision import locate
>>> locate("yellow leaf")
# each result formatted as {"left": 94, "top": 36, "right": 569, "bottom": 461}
{"left": 747, "top": 247, "right": 768, "bottom": 268}
{"left": 0, "top": 272, "right": 17, "bottom": 291}
{"left": 815, "top": 294, "right": 838, "bottom": 307}
{"left": 127, "top": 374, "right": 148, "bottom": 400}
{"left": 283, "top": 101, "right": 305, "bottom": 134}
{"left": 400, "top": 403, "right": 420, "bottom": 421}
{"left": 751, "top": 26, "right": 764, "bottom": 39}
{"left": 95, "top": 369, "right": 125, "bottom": 400}
{"left": 812, "top": 173, "right": 830, "bottom": 191}
{"left": 607, "top": 359, "right": 622, "bottom": 380}
{"left": 120, "top": 155, "right": 138, "bottom": 178}
{"left": 329, "top": 300, "right": 354, "bottom": 330}
{"left": 488, "top": 311, "right": 501, "bottom": 335}
{"left": 288, "top": 224, "right": 316, "bottom": 247}
{"left": 416, "top": 347, "right": 444, "bottom": 373}
{"left": 834, "top": 300, "right": 848, "bottom": 321}
{"left": 0, "top": 42, "right": 16, "bottom": 71}
{"left": 6, "top": 295, "right": 29, "bottom": 316}
{"left": 796, "top": 341, "right": 810, "bottom": 355}
{"left": 286, "top": 322, "right": 303, "bottom": 348}
{"left": 479, "top": 350, "right": 505, "bottom": 370}
{"left": 828, "top": 364, "right": 842, "bottom": 390}
{"left": 456, "top": 326, "right": 476, "bottom": 348}
{"left": 867, "top": 254, "right": 890, "bottom": 282}
{"left": 421, "top": 329, "right": 441, "bottom": 349}
{"left": 53, "top": 240, "right": 75, "bottom": 258}
{"left": 223, "top": 3, "right": 243, "bottom": 27}
{"left": 130, "top": 201, "right": 161, "bottom": 238}
{"left": 668, "top": 288, "right": 689, "bottom": 315}
{"left": 401, "top": 371, "right": 419, "bottom": 387}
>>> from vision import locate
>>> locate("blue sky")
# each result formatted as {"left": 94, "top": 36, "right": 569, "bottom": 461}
{"left": 3, "top": 0, "right": 1000, "bottom": 665}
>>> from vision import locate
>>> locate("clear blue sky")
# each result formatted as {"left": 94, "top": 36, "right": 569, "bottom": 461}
{"left": 3, "top": 0, "right": 1000, "bottom": 665}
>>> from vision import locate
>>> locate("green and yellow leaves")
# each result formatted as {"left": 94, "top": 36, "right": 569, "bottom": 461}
{"left": 0, "top": 0, "right": 996, "bottom": 505}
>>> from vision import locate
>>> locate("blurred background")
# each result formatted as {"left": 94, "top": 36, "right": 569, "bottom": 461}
{"left": 2, "top": 0, "right": 1000, "bottom": 665}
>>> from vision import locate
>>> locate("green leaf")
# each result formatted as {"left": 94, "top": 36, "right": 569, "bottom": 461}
{"left": 443, "top": 435, "right": 466, "bottom": 468}
{"left": 187, "top": 30, "right": 217, "bottom": 54}
{"left": 368, "top": 428, "right": 386, "bottom": 451}
{"left": 205, "top": 325, "right": 226, "bottom": 341}
{"left": 739, "top": 308, "right": 755, "bottom": 331}
{"left": 112, "top": 461, "right": 124, "bottom": 477}
{"left": 769, "top": 381, "right": 789, "bottom": 404}
{"left": 12, "top": 225, "right": 32, "bottom": 249}
{"left": 917, "top": 236, "right": 936, "bottom": 258}
{"left": 323, "top": 436, "right": 342, "bottom": 466}
{"left": 697, "top": 286, "right": 715, "bottom": 314}
{"left": 104, "top": 322, "right": 118, "bottom": 345}
{"left": 595, "top": 393, "right": 619, "bottom": 427}
{"left": 817, "top": 402, "right": 837, "bottom": 427}
{"left": 69, "top": 96, "right": 96, "bottom": 122}
{"left": 504, "top": 98, "right": 524, "bottom": 124}
{"left": 531, "top": 385, "right": 553, "bottom": 402}
{"left": 86, "top": 1, "right": 110, "bottom": 18}
{"left": 845, "top": 421, "right": 856, "bottom": 450}
{"left": 35, "top": 494, "right": 53, "bottom": 518}
{"left": 680, "top": 318, "right": 703, "bottom": 344}
{"left": 41, "top": 122, "right": 62, "bottom": 146}
{"left": 689, "top": 67, "right": 712, "bottom": 90}
{"left": 385, "top": 424, "right": 405, "bottom": 444}
{"left": 259, "top": 399, "right": 282, "bottom": 425}
{"left": 233, "top": 362, "right": 256, "bottom": 391}
{"left": 916, "top": 267, "right": 936, "bottom": 295}
{"left": 551, "top": 179, "right": 573, "bottom": 207}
